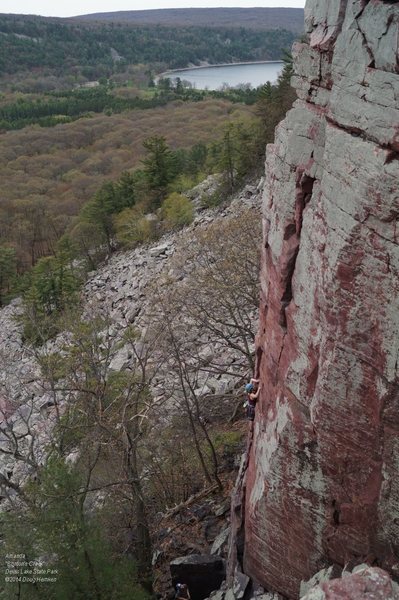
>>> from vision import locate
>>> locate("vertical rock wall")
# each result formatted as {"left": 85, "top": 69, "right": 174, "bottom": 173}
{"left": 243, "top": 1, "right": 399, "bottom": 598}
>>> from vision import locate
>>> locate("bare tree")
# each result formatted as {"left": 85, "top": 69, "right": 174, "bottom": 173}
{"left": 42, "top": 315, "right": 168, "bottom": 582}
{"left": 146, "top": 208, "right": 261, "bottom": 427}
{"left": 171, "top": 207, "right": 261, "bottom": 373}
{"left": 0, "top": 311, "right": 168, "bottom": 583}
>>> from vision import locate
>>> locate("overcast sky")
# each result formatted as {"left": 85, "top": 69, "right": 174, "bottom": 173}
{"left": 2, "top": 1, "right": 305, "bottom": 19}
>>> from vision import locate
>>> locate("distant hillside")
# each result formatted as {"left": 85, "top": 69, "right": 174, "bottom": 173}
{"left": 0, "top": 12, "right": 298, "bottom": 84}
{"left": 74, "top": 7, "right": 304, "bottom": 33}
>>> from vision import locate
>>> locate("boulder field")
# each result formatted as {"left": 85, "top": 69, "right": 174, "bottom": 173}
{"left": 0, "top": 181, "right": 261, "bottom": 495}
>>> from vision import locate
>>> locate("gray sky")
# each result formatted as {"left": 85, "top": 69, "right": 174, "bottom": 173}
{"left": 2, "top": 1, "right": 305, "bottom": 19}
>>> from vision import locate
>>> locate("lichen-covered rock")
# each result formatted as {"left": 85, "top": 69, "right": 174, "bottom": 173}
{"left": 300, "top": 566, "right": 398, "bottom": 600}
{"left": 299, "top": 565, "right": 342, "bottom": 598}
{"left": 211, "top": 526, "right": 231, "bottom": 556}
{"left": 241, "top": 0, "right": 399, "bottom": 598}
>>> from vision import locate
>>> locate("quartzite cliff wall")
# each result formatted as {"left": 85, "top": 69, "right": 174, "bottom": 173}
{"left": 243, "top": 0, "right": 399, "bottom": 598}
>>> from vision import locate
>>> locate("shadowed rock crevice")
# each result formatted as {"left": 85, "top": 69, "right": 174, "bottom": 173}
{"left": 279, "top": 174, "right": 315, "bottom": 331}
{"left": 226, "top": 431, "right": 254, "bottom": 588}
{"left": 332, "top": 499, "right": 340, "bottom": 526}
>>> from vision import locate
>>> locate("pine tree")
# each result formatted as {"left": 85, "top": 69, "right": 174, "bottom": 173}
{"left": 0, "top": 245, "right": 16, "bottom": 306}
{"left": 142, "top": 136, "right": 175, "bottom": 208}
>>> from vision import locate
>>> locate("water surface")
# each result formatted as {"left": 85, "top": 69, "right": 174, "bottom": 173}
{"left": 161, "top": 61, "right": 284, "bottom": 90}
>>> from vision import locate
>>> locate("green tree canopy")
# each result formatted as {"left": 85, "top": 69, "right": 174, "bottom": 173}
{"left": 142, "top": 136, "right": 176, "bottom": 207}
{"left": 161, "top": 192, "right": 194, "bottom": 230}
{"left": 0, "top": 455, "right": 150, "bottom": 600}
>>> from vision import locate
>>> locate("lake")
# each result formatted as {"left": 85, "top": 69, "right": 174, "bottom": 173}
{"left": 160, "top": 61, "right": 284, "bottom": 91}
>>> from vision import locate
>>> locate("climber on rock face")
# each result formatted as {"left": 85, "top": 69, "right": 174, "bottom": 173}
{"left": 244, "top": 378, "right": 260, "bottom": 421}
{"left": 175, "top": 582, "right": 191, "bottom": 600}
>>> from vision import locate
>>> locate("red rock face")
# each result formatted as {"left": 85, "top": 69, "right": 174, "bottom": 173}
{"left": 242, "top": 1, "right": 399, "bottom": 598}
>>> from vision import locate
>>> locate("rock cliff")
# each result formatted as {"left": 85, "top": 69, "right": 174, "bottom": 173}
{"left": 242, "top": 0, "right": 399, "bottom": 598}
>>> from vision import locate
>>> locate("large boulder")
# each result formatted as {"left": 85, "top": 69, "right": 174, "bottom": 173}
{"left": 300, "top": 566, "right": 399, "bottom": 600}
{"left": 170, "top": 554, "right": 225, "bottom": 600}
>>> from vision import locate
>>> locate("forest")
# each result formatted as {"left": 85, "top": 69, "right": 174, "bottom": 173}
{"left": 0, "top": 96, "right": 254, "bottom": 276}
{"left": 0, "top": 14, "right": 297, "bottom": 294}
{"left": 0, "top": 14, "right": 296, "bottom": 80}
{"left": 0, "top": 84, "right": 260, "bottom": 131}
{"left": 0, "top": 63, "right": 296, "bottom": 312}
